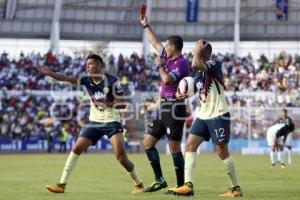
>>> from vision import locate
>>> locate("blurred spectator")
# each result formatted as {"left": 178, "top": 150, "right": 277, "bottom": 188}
{"left": 59, "top": 125, "right": 69, "bottom": 153}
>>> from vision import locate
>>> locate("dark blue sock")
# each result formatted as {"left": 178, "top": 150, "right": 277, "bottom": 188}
{"left": 145, "top": 147, "right": 164, "bottom": 182}
{"left": 172, "top": 152, "right": 185, "bottom": 187}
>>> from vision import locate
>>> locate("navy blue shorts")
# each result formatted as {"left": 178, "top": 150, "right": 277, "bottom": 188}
{"left": 190, "top": 112, "right": 231, "bottom": 145}
{"left": 80, "top": 121, "right": 123, "bottom": 145}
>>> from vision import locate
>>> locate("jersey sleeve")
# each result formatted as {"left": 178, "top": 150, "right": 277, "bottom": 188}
{"left": 193, "top": 71, "right": 203, "bottom": 93}
{"left": 169, "top": 60, "right": 189, "bottom": 82}
{"left": 205, "top": 60, "right": 221, "bottom": 76}
{"left": 80, "top": 76, "right": 89, "bottom": 87}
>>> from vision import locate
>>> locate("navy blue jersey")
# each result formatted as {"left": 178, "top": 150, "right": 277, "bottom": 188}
{"left": 277, "top": 117, "right": 293, "bottom": 127}
{"left": 80, "top": 73, "right": 123, "bottom": 122}
{"left": 276, "top": 117, "right": 295, "bottom": 135}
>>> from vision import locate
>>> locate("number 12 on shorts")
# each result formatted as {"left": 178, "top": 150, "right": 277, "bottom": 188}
{"left": 214, "top": 128, "right": 225, "bottom": 142}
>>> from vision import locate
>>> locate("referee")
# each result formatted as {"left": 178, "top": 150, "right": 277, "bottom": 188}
{"left": 140, "top": 15, "right": 190, "bottom": 192}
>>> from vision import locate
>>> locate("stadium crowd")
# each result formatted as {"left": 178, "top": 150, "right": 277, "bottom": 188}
{"left": 1, "top": 51, "right": 300, "bottom": 142}
{"left": 0, "top": 90, "right": 85, "bottom": 146}
{"left": 1, "top": 51, "right": 300, "bottom": 99}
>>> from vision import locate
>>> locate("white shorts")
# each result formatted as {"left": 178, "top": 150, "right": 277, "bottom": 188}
{"left": 285, "top": 133, "right": 293, "bottom": 147}
{"left": 266, "top": 123, "right": 285, "bottom": 146}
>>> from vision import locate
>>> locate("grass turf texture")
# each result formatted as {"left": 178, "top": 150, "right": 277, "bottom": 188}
{"left": 0, "top": 153, "right": 299, "bottom": 200}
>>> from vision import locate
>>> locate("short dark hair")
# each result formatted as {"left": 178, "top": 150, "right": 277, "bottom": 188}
{"left": 86, "top": 53, "right": 104, "bottom": 67}
{"left": 166, "top": 35, "right": 183, "bottom": 52}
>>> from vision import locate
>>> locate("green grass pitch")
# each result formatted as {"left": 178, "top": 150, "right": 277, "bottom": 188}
{"left": 0, "top": 153, "right": 299, "bottom": 200}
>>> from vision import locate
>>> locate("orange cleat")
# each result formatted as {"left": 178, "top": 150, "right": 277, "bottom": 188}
{"left": 131, "top": 183, "right": 144, "bottom": 194}
{"left": 46, "top": 183, "right": 66, "bottom": 193}
{"left": 219, "top": 185, "right": 243, "bottom": 197}
{"left": 167, "top": 182, "right": 194, "bottom": 196}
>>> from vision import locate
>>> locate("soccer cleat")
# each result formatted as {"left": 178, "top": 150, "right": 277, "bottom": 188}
{"left": 219, "top": 185, "right": 243, "bottom": 197}
{"left": 164, "top": 185, "right": 178, "bottom": 195}
{"left": 271, "top": 163, "right": 276, "bottom": 168}
{"left": 143, "top": 180, "right": 168, "bottom": 193}
{"left": 46, "top": 183, "right": 66, "bottom": 193}
{"left": 131, "top": 183, "right": 144, "bottom": 194}
{"left": 167, "top": 182, "right": 194, "bottom": 196}
{"left": 280, "top": 164, "right": 286, "bottom": 169}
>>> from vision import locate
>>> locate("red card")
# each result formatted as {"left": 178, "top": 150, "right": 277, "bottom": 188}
{"left": 140, "top": 4, "right": 147, "bottom": 17}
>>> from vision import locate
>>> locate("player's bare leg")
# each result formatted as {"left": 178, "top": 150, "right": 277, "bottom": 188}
{"left": 217, "top": 144, "right": 242, "bottom": 197}
{"left": 110, "top": 132, "right": 143, "bottom": 194}
{"left": 46, "top": 137, "right": 93, "bottom": 193}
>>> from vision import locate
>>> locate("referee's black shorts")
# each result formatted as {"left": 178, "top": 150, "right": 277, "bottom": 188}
{"left": 148, "top": 99, "right": 186, "bottom": 141}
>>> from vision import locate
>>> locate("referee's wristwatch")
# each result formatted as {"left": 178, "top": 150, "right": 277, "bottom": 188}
{"left": 157, "top": 63, "right": 164, "bottom": 70}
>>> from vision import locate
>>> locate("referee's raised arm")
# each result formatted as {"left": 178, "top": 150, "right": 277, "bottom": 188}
{"left": 139, "top": 15, "right": 162, "bottom": 53}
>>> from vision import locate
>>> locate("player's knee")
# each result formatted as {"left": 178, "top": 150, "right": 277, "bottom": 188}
{"left": 185, "top": 142, "right": 197, "bottom": 152}
{"left": 271, "top": 146, "right": 276, "bottom": 151}
{"left": 215, "top": 147, "right": 229, "bottom": 160}
{"left": 116, "top": 150, "right": 127, "bottom": 163}
{"left": 218, "top": 152, "right": 229, "bottom": 160}
{"left": 142, "top": 139, "right": 148, "bottom": 149}
{"left": 143, "top": 138, "right": 153, "bottom": 149}
{"left": 280, "top": 146, "right": 284, "bottom": 151}
{"left": 169, "top": 144, "right": 181, "bottom": 153}
{"left": 72, "top": 146, "right": 83, "bottom": 155}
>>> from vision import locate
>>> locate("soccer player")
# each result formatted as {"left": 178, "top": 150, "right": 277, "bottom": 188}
{"left": 267, "top": 110, "right": 295, "bottom": 168}
{"left": 276, "top": 109, "right": 294, "bottom": 165}
{"left": 168, "top": 40, "right": 243, "bottom": 197}
{"left": 37, "top": 54, "right": 143, "bottom": 194}
{"left": 140, "top": 16, "right": 190, "bottom": 192}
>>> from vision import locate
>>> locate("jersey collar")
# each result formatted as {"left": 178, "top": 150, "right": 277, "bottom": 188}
{"left": 90, "top": 73, "right": 106, "bottom": 85}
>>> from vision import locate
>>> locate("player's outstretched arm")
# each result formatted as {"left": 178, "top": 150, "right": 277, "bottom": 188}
{"left": 192, "top": 40, "right": 209, "bottom": 72}
{"left": 139, "top": 15, "right": 162, "bottom": 52}
{"left": 36, "top": 66, "right": 77, "bottom": 85}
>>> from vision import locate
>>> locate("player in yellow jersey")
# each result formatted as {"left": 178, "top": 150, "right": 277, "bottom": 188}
{"left": 37, "top": 54, "right": 143, "bottom": 194}
{"left": 168, "top": 40, "right": 242, "bottom": 197}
